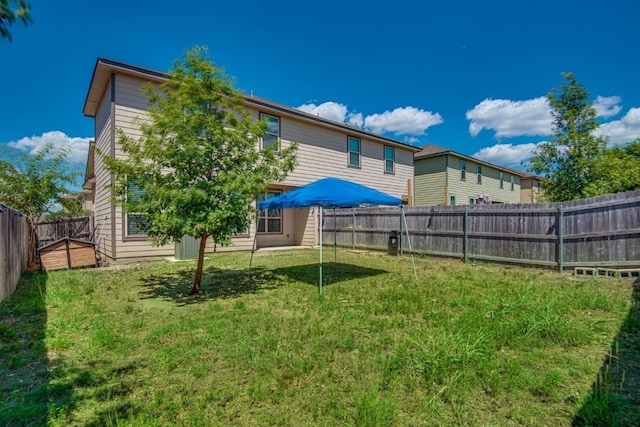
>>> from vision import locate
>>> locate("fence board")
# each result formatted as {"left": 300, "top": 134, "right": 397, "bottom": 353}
{"left": 1, "top": 204, "right": 28, "bottom": 302}
{"left": 322, "top": 190, "right": 640, "bottom": 269}
{"left": 36, "top": 215, "right": 93, "bottom": 246}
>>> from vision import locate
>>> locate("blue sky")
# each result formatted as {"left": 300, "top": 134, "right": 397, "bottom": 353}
{"left": 2, "top": 0, "right": 639, "bottom": 177}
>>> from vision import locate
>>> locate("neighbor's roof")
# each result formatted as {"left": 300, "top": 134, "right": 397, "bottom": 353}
{"left": 83, "top": 58, "right": 420, "bottom": 152}
{"left": 414, "top": 144, "right": 528, "bottom": 176}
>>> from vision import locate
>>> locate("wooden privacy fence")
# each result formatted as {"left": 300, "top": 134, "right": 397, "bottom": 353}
{"left": 1, "top": 204, "right": 28, "bottom": 302}
{"left": 322, "top": 190, "right": 640, "bottom": 271}
{"left": 36, "top": 215, "right": 93, "bottom": 247}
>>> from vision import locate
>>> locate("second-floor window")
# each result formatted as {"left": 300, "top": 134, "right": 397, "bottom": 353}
{"left": 260, "top": 113, "right": 280, "bottom": 150}
{"left": 499, "top": 172, "right": 504, "bottom": 189}
{"left": 477, "top": 166, "right": 482, "bottom": 184}
{"left": 510, "top": 174, "right": 515, "bottom": 191}
{"left": 348, "top": 136, "right": 361, "bottom": 168}
{"left": 460, "top": 160, "right": 466, "bottom": 180}
{"left": 384, "top": 146, "right": 395, "bottom": 173}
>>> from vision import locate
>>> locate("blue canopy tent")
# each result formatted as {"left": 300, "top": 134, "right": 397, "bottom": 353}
{"left": 253, "top": 177, "right": 417, "bottom": 294}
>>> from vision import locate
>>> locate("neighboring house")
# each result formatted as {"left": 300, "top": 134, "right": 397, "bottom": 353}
{"left": 82, "top": 58, "right": 419, "bottom": 262}
{"left": 61, "top": 190, "right": 94, "bottom": 213}
{"left": 520, "top": 173, "right": 545, "bottom": 203}
{"left": 414, "top": 144, "right": 526, "bottom": 206}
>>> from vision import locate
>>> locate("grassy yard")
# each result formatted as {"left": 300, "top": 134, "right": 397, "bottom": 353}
{"left": 1, "top": 249, "right": 638, "bottom": 426}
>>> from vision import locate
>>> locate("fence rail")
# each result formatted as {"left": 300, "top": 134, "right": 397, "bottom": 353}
{"left": 322, "top": 190, "right": 640, "bottom": 270}
{"left": 1, "top": 204, "right": 28, "bottom": 302}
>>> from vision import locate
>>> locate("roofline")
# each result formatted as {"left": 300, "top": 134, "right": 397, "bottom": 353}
{"left": 415, "top": 145, "right": 528, "bottom": 177}
{"left": 83, "top": 57, "right": 420, "bottom": 152}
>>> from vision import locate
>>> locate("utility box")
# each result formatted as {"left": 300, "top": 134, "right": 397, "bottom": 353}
{"left": 388, "top": 230, "right": 399, "bottom": 255}
{"left": 175, "top": 235, "right": 201, "bottom": 260}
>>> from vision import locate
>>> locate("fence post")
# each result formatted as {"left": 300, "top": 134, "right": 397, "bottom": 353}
{"left": 352, "top": 208, "right": 355, "bottom": 250}
{"left": 463, "top": 206, "right": 469, "bottom": 262}
{"left": 557, "top": 205, "right": 564, "bottom": 272}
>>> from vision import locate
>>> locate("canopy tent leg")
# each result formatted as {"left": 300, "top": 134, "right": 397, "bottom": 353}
{"left": 319, "top": 206, "right": 323, "bottom": 295}
{"left": 401, "top": 205, "right": 418, "bottom": 280}
{"left": 248, "top": 211, "right": 260, "bottom": 277}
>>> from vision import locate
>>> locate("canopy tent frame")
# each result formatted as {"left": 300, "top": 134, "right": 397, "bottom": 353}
{"left": 249, "top": 178, "right": 417, "bottom": 294}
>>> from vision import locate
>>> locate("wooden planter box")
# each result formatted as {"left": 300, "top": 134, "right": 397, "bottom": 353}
{"left": 38, "top": 238, "right": 97, "bottom": 271}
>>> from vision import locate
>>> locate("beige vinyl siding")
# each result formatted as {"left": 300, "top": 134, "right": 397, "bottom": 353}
{"left": 250, "top": 109, "right": 414, "bottom": 200}
{"left": 414, "top": 156, "right": 447, "bottom": 206}
{"left": 113, "top": 74, "right": 174, "bottom": 259}
{"left": 476, "top": 164, "right": 521, "bottom": 204}
{"left": 93, "top": 79, "right": 114, "bottom": 260}
{"left": 520, "top": 178, "right": 543, "bottom": 203}
{"left": 293, "top": 207, "right": 315, "bottom": 246}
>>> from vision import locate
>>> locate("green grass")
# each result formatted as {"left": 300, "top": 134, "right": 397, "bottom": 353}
{"left": 0, "top": 249, "right": 638, "bottom": 426}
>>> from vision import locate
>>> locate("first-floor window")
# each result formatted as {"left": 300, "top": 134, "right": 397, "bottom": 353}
{"left": 126, "top": 179, "right": 147, "bottom": 237}
{"left": 384, "top": 146, "right": 395, "bottom": 173}
{"left": 450, "top": 195, "right": 456, "bottom": 206}
{"left": 258, "top": 190, "right": 282, "bottom": 233}
{"left": 127, "top": 214, "right": 147, "bottom": 236}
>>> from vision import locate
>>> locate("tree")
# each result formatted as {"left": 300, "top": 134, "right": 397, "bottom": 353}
{"left": 584, "top": 139, "right": 640, "bottom": 197}
{"left": 0, "top": 143, "right": 79, "bottom": 265}
{"left": 526, "top": 73, "right": 607, "bottom": 202}
{"left": 1, "top": 0, "right": 32, "bottom": 41}
{"left": 102, "top": 46, "right": 297, "bottom": 294}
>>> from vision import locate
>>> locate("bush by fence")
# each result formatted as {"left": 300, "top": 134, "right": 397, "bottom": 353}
{"left": 323, "top": 190, "right": 640, "bottom": 271}
{"left": 1, "top": 204, "right": 28, "bottom": 302}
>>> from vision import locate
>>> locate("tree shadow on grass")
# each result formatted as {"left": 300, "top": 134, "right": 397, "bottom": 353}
{"left": 138, "top": 261, "right": 389, "bottom": 304}
{"left": 572, "top": 277, "right": 640, "bottom": 426}
{"left": 138, "top": 265, "right": 279, "bottom": 305}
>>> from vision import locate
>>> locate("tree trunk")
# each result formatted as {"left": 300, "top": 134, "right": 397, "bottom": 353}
{"left": 190, "top": 233, "right": 209, "bottom": 295}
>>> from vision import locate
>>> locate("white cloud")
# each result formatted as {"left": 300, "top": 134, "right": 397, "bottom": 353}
{"left": 466, "top": 97, "right": 552, "bottom": 138}
{"left": 297, "top": 102, "right": 443, "bottom": 136}
{"left": 363, "top": 107, "right": 443, "bottom": 136}
{"left": 472, "top": 142, "right": 541, "bottom": 167}
{"left": 297, "top": 102, "right": 348, "bottom": 123}
{"left": 596, "top": 107, "right": 640, "bottom": 145}
{"left": 593, "top": 95, "right": 622, "bottom": 118}
{"left": 6, "top": 131, "right": 91, "bottom": 164}
{"left": 347, "top": 112, "right": 364, "bottom": 128}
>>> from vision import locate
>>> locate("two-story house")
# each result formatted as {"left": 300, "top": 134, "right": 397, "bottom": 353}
{"left": 82, "top": 58, "right": 420, "bottom": 262}
{"left": 520, "top": 173, "right": 545, "bottom": 203}
{"left": 414, "top": 144, "right": 527, "bottom": 206}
